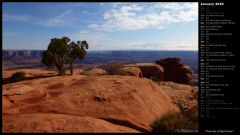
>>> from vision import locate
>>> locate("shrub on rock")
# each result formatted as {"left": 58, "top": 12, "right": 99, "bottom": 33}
{"left": 9, "top": 72, "right": 26, "bottom": 82}
{"left": 104, "top": 64, "right": 128, "bottom": 75}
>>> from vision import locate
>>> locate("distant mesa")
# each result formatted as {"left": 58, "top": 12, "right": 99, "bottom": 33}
{"left": 2, "top": 50, "right": 195, "bottom": 84}
{"left": 3, "top": 50, "right": 43, "bottom": 60}
{"left": 2, "top": 50, "right": 198, "bottom": 72}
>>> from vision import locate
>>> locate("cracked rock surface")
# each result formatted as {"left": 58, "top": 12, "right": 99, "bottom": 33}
{"left": 2, "top": 74, "right": 177, "bottom": 133}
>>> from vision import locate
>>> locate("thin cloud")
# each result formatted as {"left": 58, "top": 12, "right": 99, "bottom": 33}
{"left": 70, "top": 30, "right": 110, "bottom": 50}
{"left": 3, "top": 9, "right": 74, "bottom": 27}
{"left": 70, "top": 30, "right": 135, "bottom": 51}
{"left": 3, "top": 14, "right": 33, "bottom": 22}
{"left": 70, "top": 30, "right": 197, "bottom": 51}
{"left": 132, "top": 41, "right": 198, "bottom": 50}
{"left": 41, "top": 9, "right": 73, "bottom": 26}
{"left": 89, "top": 3, "right": 198, "bottom": 31}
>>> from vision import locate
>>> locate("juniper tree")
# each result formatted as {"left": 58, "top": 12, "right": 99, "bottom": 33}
{"left": 42, "top": 37, "right": 88, "bottom": 75}
{"left": 42, "top": 37, "right": 70, "bottom": 75}
{"left": 67, "top": 41, "right": 88, "bottom": 75}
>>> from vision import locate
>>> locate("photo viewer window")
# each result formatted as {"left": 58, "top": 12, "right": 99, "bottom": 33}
{"left": 1, "top": 0, "right": 239, "bottom": 134}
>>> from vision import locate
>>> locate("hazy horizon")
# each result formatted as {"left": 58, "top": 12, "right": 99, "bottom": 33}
{"left": 3, "top": 2, "right": 198, "bottom": 51}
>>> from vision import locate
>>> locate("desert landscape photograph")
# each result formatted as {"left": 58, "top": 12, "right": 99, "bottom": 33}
{"left": 2, "top": 2, "right": 198, "bottom": 133}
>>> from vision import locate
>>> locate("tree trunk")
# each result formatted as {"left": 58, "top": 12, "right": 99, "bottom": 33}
{"left": 53, "top": 55, "right": 65, "bottom": 76}
{"left": 56, "top": 63, "right": 65, "bottom": 76}
{"left": 60, "top": 58, "right": 66, "bottom": 75}
{"left": 70, "top": 62, "right": 73, "bottom": 75}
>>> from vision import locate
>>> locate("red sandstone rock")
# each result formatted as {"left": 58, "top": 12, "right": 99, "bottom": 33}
{"left": 121, "top": 67, "right": 143, "bottom": 77}
{"left": 125, "top": 63, "right": 164, "bottom": 80}
{"left": 156, "top": 58, "right": 193, "bottom": 84}
{"left": 2, "top": 75, "right": 177, "bottom": 133}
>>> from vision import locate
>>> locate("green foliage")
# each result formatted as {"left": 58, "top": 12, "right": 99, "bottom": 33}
{"left": 9, "top": 72, "right": 26, "bottom": 82}
{"left": 175, "top": 96, "right": 198, "bottom": 122}
{"left": 67, "top": 40, "right": 88, "bottom": 75}
{"left": 151, "top": 113, "right": 196, "bottom": 133}
{"left": 175, "top": 96, "right": 188, "bottom": 115}
{"left": 47, "top": 37, "right": 70, "bottom": 57}
{"left": 151, "top": 96, "right": 198, "bottom": 133}
{"left": 67, "top": 41, "right": 88, "bottom": 61}
{"left": 42, "top": 37, "right": 70, "bottom": 75}
{"left": 41, "top": 37, "right": 88, "bottom": 75}
{"left": 192, "top": 89, "right": 198, "bottom": 100}
{"left": 104, "top": 64, "right": 127, "bottom": 75}
{"left": 41, "top": 51, "right": 53, "bottom": 67}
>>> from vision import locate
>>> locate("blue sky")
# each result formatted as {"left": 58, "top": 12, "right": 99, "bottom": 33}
{"left": 3, "top": 2, "right": 198, "bottom": 51}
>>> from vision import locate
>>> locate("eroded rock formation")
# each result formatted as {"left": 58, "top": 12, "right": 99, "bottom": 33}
{"left": 156, "top": 57, "right": 193, "bottom": 84}
{"left": 2, "top": 74, "right": 177, "bottom": 133}
{"left": 124, "top": 63, "right": 164, "bottom": 80}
